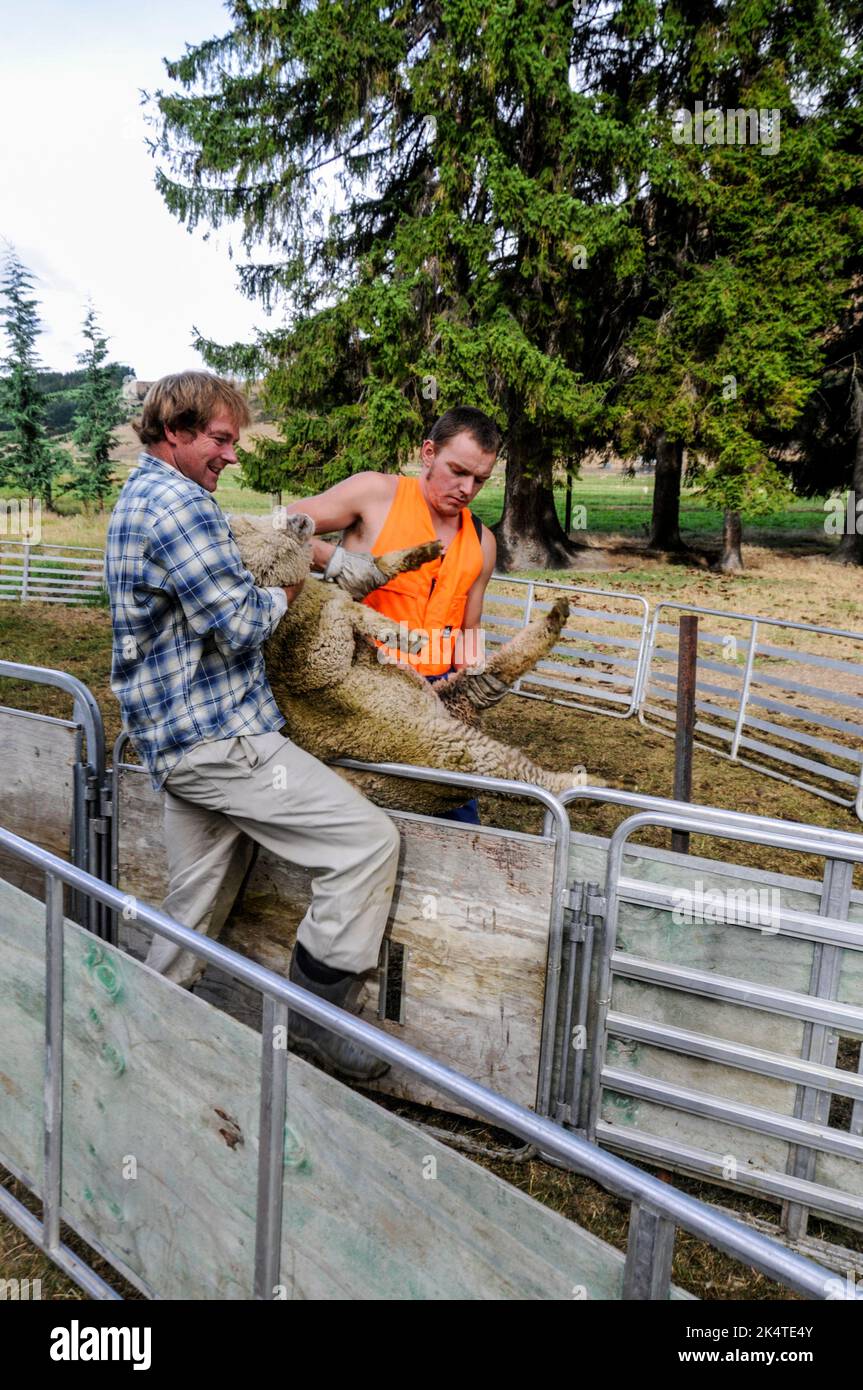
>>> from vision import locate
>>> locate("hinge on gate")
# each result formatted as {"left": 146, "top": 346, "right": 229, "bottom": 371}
{"left": 563, "top": 883, "right": 607, "bottom": 935}
{"left": 100, "top": 790, "right": 113, "bottom": 819}
{"left": 562, "top": 885, "right": 587, "bottom": 941}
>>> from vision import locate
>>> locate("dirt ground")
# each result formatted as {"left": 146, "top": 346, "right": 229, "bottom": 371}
{"left": 1, "top": 543, "right": 862, "bottom": 1301}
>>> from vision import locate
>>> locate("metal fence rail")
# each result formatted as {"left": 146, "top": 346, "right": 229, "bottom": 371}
{"left": 637, "top": 602, "right": 863, "bottom": 820}
{"left": 483, "top": 576, "right": 650, "bottom": 719}
{"left": 0, "top": 821, "right": 850, "bottom": 1301}
{"left": 5, "top": 544, "right": 862, "bottom": 817}
{"left": 577, "top": 799, "right": 863, "bottom": 1240}
{"left": 0, "top": 540, "right": 104, "bottom": 604}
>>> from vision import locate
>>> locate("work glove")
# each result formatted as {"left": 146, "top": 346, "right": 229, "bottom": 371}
{"left": 323, "top": 545, "right": 390, "bottom": 599}
{"left": 462, "top": 670, "right": 511, "bottom": 711}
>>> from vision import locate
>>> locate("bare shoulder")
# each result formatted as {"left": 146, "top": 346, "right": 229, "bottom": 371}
{"left": 359, "top": 470, "right": 399, "bottom": 498}
{"left": 340, "top": 471, "right": 399, "bottom": 547}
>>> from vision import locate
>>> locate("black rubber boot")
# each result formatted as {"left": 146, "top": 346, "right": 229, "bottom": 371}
{"left": 288, "top": 947, "right": 389, "bottom": 1082}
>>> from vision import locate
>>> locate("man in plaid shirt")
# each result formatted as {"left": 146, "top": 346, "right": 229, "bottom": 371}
{"left": 105, "top": 372, "right": 399, "bottom": 1081}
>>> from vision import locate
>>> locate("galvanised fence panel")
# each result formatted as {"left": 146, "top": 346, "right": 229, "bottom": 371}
{"left": 567, "top": 798, "right": 863, "bottom": 1241}
{"left": 0, "top": 821, "right": 846, "bottom": 1301}
{"left": 638, "top": 602, "right": 863, "bottom": 819}
{"left": 0, "top": 540, "right": 104, "bottom": 604}
{"left": 483, "top": 576, "right": 650, "bottom": 718}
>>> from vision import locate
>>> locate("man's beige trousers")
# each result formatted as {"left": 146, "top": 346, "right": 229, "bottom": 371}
{"left": 144, "top": 730, "right": 400, "bottom": 988}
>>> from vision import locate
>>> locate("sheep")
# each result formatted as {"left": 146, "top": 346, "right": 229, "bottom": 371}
{"left": 229, "top": 512, "right": 582, "bottom": 815}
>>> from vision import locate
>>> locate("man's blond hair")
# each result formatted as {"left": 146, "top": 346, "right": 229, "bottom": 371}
{"left": 134, "top": 372, "right": 251, "bottom": 447}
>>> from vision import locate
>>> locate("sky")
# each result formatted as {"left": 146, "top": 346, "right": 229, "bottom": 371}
{"left": 1, "top": 0, "right": 275, "bottom": 378}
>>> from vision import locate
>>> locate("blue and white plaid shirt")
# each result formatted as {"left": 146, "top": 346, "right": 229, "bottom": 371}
{"left": 105, "top": 452, "right": 287, "bottom": 789}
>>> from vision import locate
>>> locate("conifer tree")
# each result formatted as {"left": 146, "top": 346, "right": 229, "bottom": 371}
{"left": 151, "top": 1, "right": 862, "bottom": 572}
{"left": 69, "top": 304, "right": 123, "bottom": 511}
{"left": 150, "top": 0, "right": 642, "bottom": 569}
{"left": 0, "top": 248, "right": 62, "bottom": 509}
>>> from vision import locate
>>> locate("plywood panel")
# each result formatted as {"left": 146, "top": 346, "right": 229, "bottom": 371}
{"left": 0, "top": 708, "right": 78, "bottom": 897}
{"left": 0, "top": 876, "right": 662, "bottom": 1301}
{"left": 117, "top": 767, "right": 555, "bottom": 1112}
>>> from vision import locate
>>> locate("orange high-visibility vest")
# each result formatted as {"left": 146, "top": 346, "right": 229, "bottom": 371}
{"left": 363, "top": 476, "right": 484, "bottom": 676}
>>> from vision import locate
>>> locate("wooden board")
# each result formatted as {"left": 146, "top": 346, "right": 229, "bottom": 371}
{"left": 0, "top": 708, "right": 78, "bottom": 898}
{"left": 0, "top": 876, "right": 684, "bottom": 1300}
{"left": 116, "top": 766, "right": 556, "bottom": 1114}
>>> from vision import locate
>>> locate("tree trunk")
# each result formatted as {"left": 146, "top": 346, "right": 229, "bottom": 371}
{"left": 494, "top": 426, "right": 602, "bottom": 571}
{"left": 648, "top": 433, "right": 686, "bottom": 551}
{"left": 831, "top": 382, "right": 863, "bottom": 565}
{"left": 717, "top": 509, "right": 744, "bottom": 572}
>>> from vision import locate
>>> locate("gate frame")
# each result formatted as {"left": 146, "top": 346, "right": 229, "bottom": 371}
{"left": 0, "top": 660, "right": 110, "bottom": 938}
{"left": 483, "top": 574, "right": 651, "bottom": 719}
{"left": 575, "top": 796, "right": 863, "bottom": 1240}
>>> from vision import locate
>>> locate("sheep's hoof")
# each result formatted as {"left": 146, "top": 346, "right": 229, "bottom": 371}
{"left": 546, "top": 597, "right": 569, "bottom": 634}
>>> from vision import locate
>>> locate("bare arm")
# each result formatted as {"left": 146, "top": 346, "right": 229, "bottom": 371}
{"left": 284, "top": 473, "right": 389, "bottom": 570}
{"left": 456, "top": 525, "right": 497, "bottom": 670}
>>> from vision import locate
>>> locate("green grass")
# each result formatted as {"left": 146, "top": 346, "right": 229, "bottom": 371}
{"left": 2, "top": 465, "right": 833, "bottom": 549}
{"left": 470, "top": 472, "right": 830, "bottom": 539}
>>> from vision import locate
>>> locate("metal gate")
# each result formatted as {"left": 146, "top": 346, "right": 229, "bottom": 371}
{"left": 558, "top": 787, "right": 863, "bottom": 1241}
{"left": 637, "top": 602, "right": 863, "bottom": 819}
{"left": 0, "top": 660, "right": 111, "bottom": 936}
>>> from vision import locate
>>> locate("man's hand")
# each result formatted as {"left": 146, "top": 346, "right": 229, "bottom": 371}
{"left": 283, "top": 581, "right": 305, "bottom": 604}
{"left": 323, "top": 545, "right": 390, "bottom": 599}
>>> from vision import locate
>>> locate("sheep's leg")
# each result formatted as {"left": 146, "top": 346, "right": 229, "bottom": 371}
{"left": 371, "top": 540, "right": 442, "bottom": 584}
{"left": 458, "top": 724, "right": 586, "bottom": 795}
{"left": 350, "top": 600, "right": 411, "bottom": 651}
{"left": 435, "top": 597, "right": 569, "bottom": 726}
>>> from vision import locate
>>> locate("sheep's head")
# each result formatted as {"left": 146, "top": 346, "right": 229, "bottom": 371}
{"left": 229, "top": 512, "right": 314, "bottom": 587}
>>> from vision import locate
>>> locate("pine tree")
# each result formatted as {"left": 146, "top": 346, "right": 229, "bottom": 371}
{"left": 612, "top": 3, "right": 863, "bottom": 570}
{"left": 0, "top": 248, "right": 63, "bottom": 509}
{"left": 150, "top": 1, "right": 643, "bottom": 569}
{"left": 69, "top": 304, "right": 123, "bottom": 511}
{"left": 151, "top": 1, "right": 861, "bottom": 572}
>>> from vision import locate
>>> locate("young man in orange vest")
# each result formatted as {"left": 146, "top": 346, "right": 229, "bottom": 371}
{"left": 284, "top": 407, "right": 507, "bottom": 821}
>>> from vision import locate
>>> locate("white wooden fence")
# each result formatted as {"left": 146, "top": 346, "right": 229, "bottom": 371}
{"left": 0, "top": 539, "right": 104, "bottom": 604}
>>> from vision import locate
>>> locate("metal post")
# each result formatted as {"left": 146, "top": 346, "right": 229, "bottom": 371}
{"left": 570, "top": 881, "right": 600, "bottom": 1132}
{"left": 43, "top": 872, "right": 65, "bottom": 1254}
{"left": 21, "top": 540, "right": 31, "bottom": 601}
{"left": 730, "top": 619, "right": 758, "bottom": 760}
{"left": 253, "top": 997, "right": 288, "bottom": 1299}
{"left": 671, "top": 614, "right": 698, "bottom": 854}
{"left": 623, "top": 1202, "right": 676, "bottom": 1299}
{"left": 554, "top": 882, "right": 583, "bottom": 1124}
{"left": 783, "top": 857, "right": 853, "bottom": 1241}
